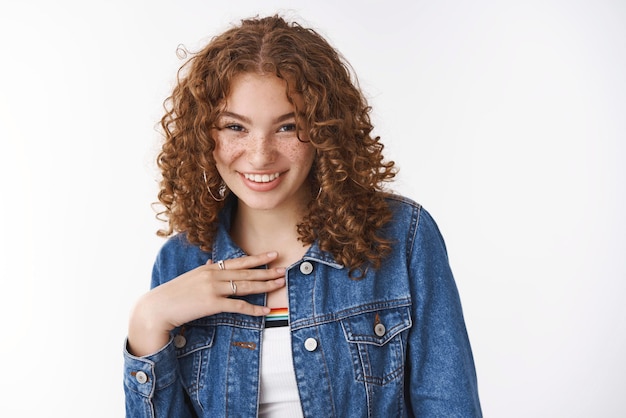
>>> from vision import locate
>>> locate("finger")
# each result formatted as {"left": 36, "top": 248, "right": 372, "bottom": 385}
{"left": 221, "top": 298, "right": 272, "bottom": 317}
{"left": 230, "top": 266, "right": 286, "bottom": 281}
{"left": 200, "top": 266, "right": 285, "bottom": 287}
{"left": 211, "top": 251, "right": 279, "bottom": 271}
{"left": 224, "top": 277, "right": 285, "bottom": 296}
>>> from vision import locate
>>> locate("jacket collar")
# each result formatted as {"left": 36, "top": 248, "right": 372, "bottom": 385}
{"left": 211, "top": 196, "right": 343, "bottom": 270}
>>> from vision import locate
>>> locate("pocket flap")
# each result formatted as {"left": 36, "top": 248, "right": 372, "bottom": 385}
{"left": 174, "top": 324, "right": 216, "bottom": 357}
{"left": 342, "top": 306, "right": 412, "bottom": 346}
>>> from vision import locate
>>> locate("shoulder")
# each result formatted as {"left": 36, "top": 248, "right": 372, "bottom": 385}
{"left": 382, "top": 192, "right": 423, "bottom": 232}
{"left": 381, "top": 192, "right": 447, "bottom": 250}
{"left": 383, "top": 192, "right": 442, "bottom": 227}
{"left": 383, "top": 192, "right": 421, "bottom": 207}
{"left": 152, "top": 233, "right": 210, "bottom": 285}
{"left": 157, "top": 232, "right": 200, "bottom": 259}
{"left": 383, "top": 192, "right": 421, "bottom": 215}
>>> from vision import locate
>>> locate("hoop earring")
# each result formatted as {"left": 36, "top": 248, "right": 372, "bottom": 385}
{"left": 203, "top": 171, "right": 227, "bottom": 202}
{"left": 315, "top": 186, "right": 322, "bottom": 200}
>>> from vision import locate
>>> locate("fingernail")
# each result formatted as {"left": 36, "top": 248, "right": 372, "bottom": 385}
{"left": 267, "top": 251, "right": 278, "bottom": 257}
{"left": 275, "top": 267, "right": 286, "bottom": 273}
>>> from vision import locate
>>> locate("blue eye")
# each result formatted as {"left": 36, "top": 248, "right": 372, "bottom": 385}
{"left": 226, "top": 124, "right": 245, "bottom": 132}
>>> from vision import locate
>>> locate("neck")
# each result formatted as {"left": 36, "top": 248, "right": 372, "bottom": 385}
{"left": 230, "top": 196, "right": 313, "bottom": 309}
{"left": 230, "top": 199, "right": 309, "bottom": 258}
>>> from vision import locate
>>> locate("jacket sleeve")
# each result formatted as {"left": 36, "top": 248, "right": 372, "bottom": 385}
{"left": 405, "top": 207, "right": 482, "bottom": 417}
{"left": 123, "top": 238, "right": 198, "bottom": 418}
{"left": 123, "top": 338, "right": 195, "bottom": 418}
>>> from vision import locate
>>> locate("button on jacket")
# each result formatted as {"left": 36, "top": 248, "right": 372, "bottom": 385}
{"left": 123, "top": 194, "right": 482, "bottom": 417}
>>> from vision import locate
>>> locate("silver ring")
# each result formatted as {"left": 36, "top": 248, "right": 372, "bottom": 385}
{"left": 217, "top": 260, "right": 226, "bottom": 270}
{"left": 230, "top": 280, "right": 237, "bottom": 296}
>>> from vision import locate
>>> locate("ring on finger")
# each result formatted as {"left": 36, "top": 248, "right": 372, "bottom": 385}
{"left": 230, "top": 280, "right": 237, "bottom": 296}
{"left": 217, "top": 260, "right": 226, "bottom": 270}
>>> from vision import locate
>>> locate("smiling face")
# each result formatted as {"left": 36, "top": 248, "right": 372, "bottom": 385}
{"left": 212, "top": 72, "right": 316, "bottom": 213}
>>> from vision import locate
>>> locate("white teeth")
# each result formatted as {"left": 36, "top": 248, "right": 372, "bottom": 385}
{"left": 244, "top": 172, "right": 280, "bottom": 183}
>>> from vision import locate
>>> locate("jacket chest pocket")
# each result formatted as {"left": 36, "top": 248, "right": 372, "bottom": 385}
{"left": 174, "top": 324, "right": 216, "bottom": 395}
{"left": 341, "top": 306, "right": 412, "bottom": 386}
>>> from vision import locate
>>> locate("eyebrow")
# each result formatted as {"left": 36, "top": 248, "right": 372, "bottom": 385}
{"left": 219, "top": 111, "right": 298, "bottom": 124}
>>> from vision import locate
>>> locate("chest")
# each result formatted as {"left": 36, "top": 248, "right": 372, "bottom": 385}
{"left": 266, "top": 248, "right": 309, "bottom": 308}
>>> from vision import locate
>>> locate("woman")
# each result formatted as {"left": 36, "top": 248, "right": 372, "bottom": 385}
{"left": 124, "top": 15, "right": 482, "bottom": 417}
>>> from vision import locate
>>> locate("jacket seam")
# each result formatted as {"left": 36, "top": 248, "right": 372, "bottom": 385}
{"left": 290, "top": 298, "right": 411, "bottom": 330}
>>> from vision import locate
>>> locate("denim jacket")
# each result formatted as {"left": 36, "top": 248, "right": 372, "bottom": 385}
{"left": 123, "top": 194, "right": 482, "bottom": 417}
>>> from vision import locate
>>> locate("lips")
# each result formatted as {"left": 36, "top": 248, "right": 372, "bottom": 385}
{"left": 243, "top": 172, "right": 281, "bottom": 183}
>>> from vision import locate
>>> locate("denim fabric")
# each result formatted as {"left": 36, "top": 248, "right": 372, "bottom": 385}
{"left": 123, "top": 194, "right": 482, "bottom": 417}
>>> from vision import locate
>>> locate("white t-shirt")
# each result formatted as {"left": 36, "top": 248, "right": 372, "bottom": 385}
{"left": 258, "top": 326, "right": 304, "bottom": 417}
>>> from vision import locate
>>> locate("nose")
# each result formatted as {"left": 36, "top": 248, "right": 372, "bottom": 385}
{"left": 247, "top": 132, "right": 276, "bottom": 167}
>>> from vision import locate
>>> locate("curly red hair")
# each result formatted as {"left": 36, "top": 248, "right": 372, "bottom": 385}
{"left": 156, "top": 15, "right": 397, "bottom": 277}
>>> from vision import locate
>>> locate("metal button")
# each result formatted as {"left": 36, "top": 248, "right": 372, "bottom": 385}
{"left": 300, "top": 261, "right": 314, "bottom": 275}
{"left": 135, "top": 371, "right": 148, "bottom": 384}
{"left": 174, "top": 334, "right": 187, "bottom": 349}
{"left": 304, "top": 337, "right": 318, "bottom": 351}
{"left": 374, "top": 323, "right": 386, "bottom": 337}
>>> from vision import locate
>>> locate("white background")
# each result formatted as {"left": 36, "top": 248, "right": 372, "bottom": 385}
{"left": 1, "top": 0, "right": 624, "bottom": 416}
